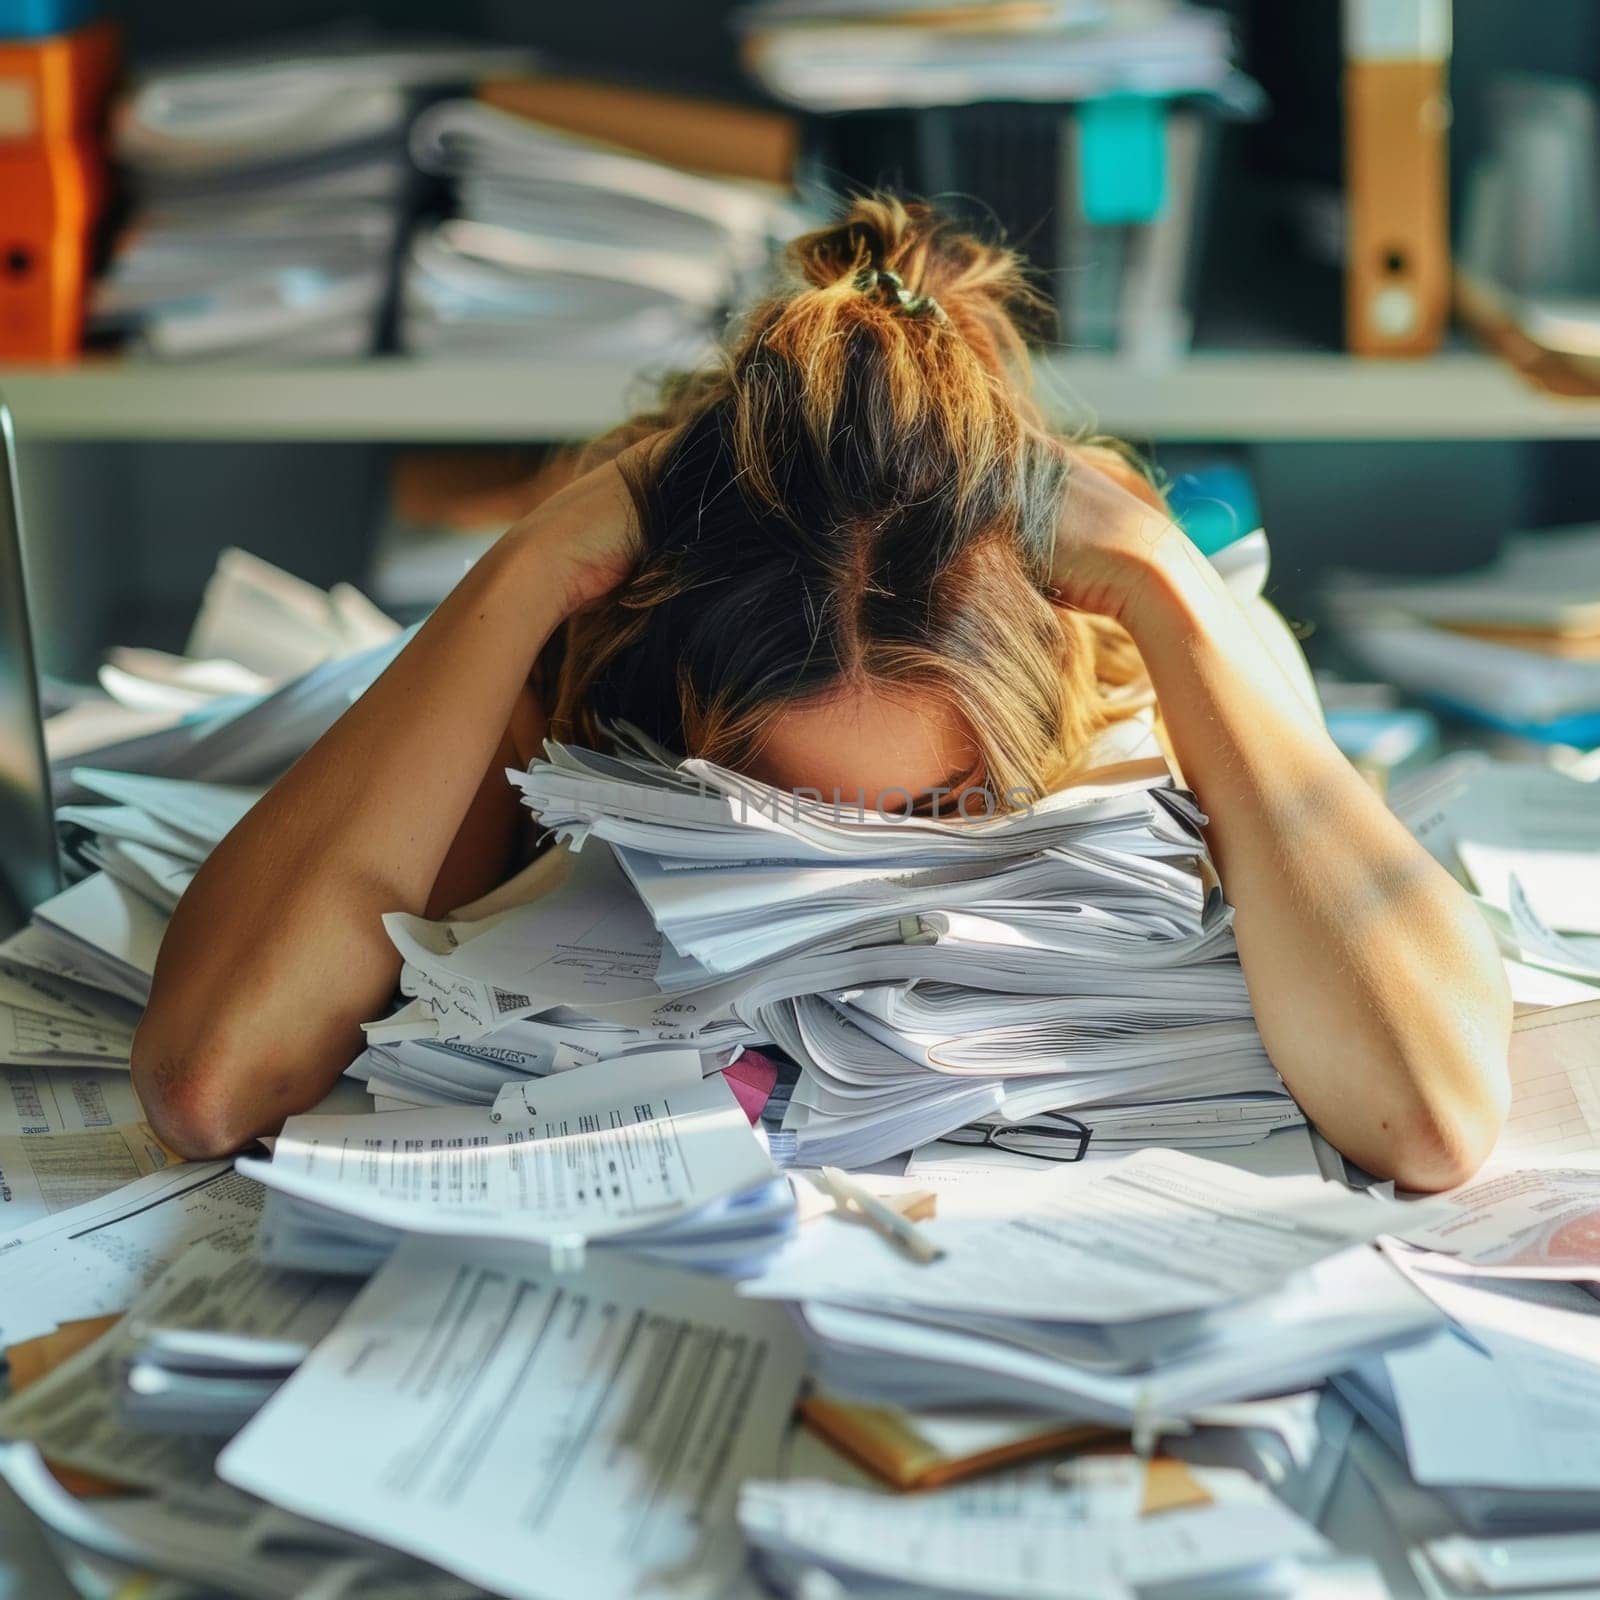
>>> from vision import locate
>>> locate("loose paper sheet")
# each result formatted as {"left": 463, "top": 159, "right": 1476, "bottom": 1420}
{"left": 242, "top": 1054, "right": 776, "bottom": 1249}
{"left": 738, "top": 1466, "right": 1326, "bottom": 1600}
{"left": 0, "top": 1240, "right": 356, "bottom": 1495}
{"left": 745, "top": 1147, "right": 1407, "bottom": 1324}
{"left": 0, "top": 1067, "right": 143, "bottom": 1136}
{"left": 1381, "top": 1256, "right": 1600, "bottom": 1491}
{"left": 0, "top": 1163, "right": 263, "bottom": 1347}
{"left": 0, "top": 1122, "right": 170, "bottom": 1231}
{"left": 1497, "top": 1000, "right": 1600, "bottom": 1163}
{"left": 1395, "top": 1167, "right": 1600, "bottom": 1279}
{"left": 220, "top": 1237, "right": 807, "bottom": 1600}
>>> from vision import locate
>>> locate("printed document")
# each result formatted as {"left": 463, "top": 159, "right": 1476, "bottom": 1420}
{"left": 220, "top": 1237, "right": 807, "bottom": 1600}
{"left": 1380, "top": 1261, "right": 1600, "bottom": 1490}
{"left": 1497, "top": 1000, "right": 1600, "bottom": 1164}
{"left": 0, "top": 1002, "right": 135, "bottom": 1069}
{"left": 1396, "top": 1167, "right": 1600, "bottom": 1279}
{"left": 745, "top": 1147, "right": 1407, "bottom": 1323}
{"left": 0, "top": 1066, "right": 143, "bottom": 1136}
{"left": 239, "top": 1053, "right": 776, "bottom": 1247}
{"left": 739, "top": 1466, "right": 1327, "bottom": 1600}
{"left": 0, "top": 1240, "right": 357, "bottom": 1495}
{"left": 0, "top": 1163, "right": 263, "bottom": 1347}
{"left": 0, "top": 1122, "right": 170, "bottom": 1231}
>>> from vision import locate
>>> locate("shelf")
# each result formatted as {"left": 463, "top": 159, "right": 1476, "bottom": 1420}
{"left": 4, "top": 350, "right": 1600, "bottom": 443}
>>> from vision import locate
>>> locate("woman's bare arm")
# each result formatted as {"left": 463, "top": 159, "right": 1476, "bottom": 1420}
{"left": 132, "top": 452, "right": 644, "bottom": 1157}
{"left": 1054, "top": 460, "right": 1511, "bottom": 1191}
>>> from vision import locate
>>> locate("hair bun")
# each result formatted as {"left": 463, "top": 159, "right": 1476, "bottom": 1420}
{"left": 785, "top": 193, "right": 1052, "bottom": 373}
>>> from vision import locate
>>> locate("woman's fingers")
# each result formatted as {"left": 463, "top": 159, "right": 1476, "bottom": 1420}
{"left": 1049, "top": 453, "right": 1185, "bottom": 617}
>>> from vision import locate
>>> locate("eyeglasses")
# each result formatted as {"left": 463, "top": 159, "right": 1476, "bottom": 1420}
{"left": 942, "top": 1113, "right": 1092, "bottom": 1163}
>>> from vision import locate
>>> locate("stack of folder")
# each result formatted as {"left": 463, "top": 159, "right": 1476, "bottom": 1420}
{"left": 1327, "top": 523, "right": 1600, "bottom": 748}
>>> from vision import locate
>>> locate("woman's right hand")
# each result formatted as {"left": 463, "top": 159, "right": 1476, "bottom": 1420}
{"left": 516, "top": 431, "right": 670, "bottom": 617}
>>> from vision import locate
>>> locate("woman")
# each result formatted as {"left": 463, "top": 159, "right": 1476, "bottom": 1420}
{"left": 133, "top": 197, "right": 1511, "bottom": 1189}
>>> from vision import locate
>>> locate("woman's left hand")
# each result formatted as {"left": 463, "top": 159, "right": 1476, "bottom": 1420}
{"left": 1045, "top": 445, "right": 1188, "bottom": 624}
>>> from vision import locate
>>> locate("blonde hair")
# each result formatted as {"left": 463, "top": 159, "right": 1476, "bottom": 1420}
{"left": 549, "top": 194, "right": 1152, "bottom": 805}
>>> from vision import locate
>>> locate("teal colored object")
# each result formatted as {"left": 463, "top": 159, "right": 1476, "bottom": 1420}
{"left": 1076, "top": 95, "right": 1168, "bottom": 226}
{"left": 1166, "top": 464, "right": 1260, "bottom": 556}
{"left": 0, "top": 0, "right": 96, "bottom": 36}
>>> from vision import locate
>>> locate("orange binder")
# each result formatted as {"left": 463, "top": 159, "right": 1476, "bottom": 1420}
{"left": 1343, "top": 0, "right": 1451, "bottom": 356}
{"left": 0, "top": 22, "right": 117, "bottom": 360}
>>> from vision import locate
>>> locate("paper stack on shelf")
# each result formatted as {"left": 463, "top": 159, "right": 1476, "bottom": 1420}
{"left": 1327, "top": 523, "right": 1600, "bottom": 747}
{"left": 400, "top": 99, "right": 803, "bottom": 362}
{"left": 417, "top": 730, "right": 1292, "bottom": 1168}
{"left": 89, "top": 40, "right": 526, "bottom": 360}
{"left": 735, "top": 0, "right": 1258, "bottom": 113}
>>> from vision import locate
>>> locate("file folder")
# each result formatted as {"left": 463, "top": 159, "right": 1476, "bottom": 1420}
{"left": 1343, "top": 0, "right": 1451, "bottom": 355}
{"left": 0, "top": 22, "right": 116, "bottom": 358}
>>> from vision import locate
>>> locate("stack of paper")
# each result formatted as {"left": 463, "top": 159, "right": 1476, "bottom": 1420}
{"left": 90, "top": 40, "right": 523, "bottom": 360}
{"left": 739, "top": 1459, "right": 1330, "bottom": 1600}
{"left": 0, "top": 1241, "right": 358, "bottom": 1475}
{"left": 1328, "top": 523, "right": 1600, "bottom": 746}
{"left": 1345, "top": 1418, "right": 1600, "bottom": 1600}
{"left": 389, "top": 732, "right": 1293, "bottom": 1167}
{"left": 45, "top": 548, "right": 403, "bottom": 792}
{"left": 242, "top": 1053, "right": 796, "bottom": 1276}
{"left": 736, "top": 0, "right": 1259, "bottom": 113}
{"left": 743, "top": 1148, "right": 1440, "bottom": 1424}
{"left": 1389, "top": 755, "right": 1600, "bottom": 1001}
{"left": 0, "top": 770, "right": 278, "bottom": 1068}
{"left": 1329, "top": 1160, "right": 1600, "bottom": 1579}
{"left": 216, "top": 1237, "right": 809, "bottom": 1600}
{"left": 400, "top": 99, "right": 801, "bottom": 362}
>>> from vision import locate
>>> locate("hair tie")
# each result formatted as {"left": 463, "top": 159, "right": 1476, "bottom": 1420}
{"left": 853, "top": 264, "right": 947, "bottom": 324}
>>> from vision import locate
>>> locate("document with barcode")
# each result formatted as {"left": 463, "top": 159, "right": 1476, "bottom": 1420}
{"left": 219, "top": 1237, "right": 807, "bottom": 1600}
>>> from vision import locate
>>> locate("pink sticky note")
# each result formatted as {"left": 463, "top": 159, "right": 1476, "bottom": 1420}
{"left": 721, "top": 1051, "right": 779, "bottom": 1124}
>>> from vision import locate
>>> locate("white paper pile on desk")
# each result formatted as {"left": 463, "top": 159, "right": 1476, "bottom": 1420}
{"left": 1328, "top": 523, "right": 1600, "bottom": 748}
{"left": 1324, "top": 1146, "right": 1600, "bottom": 1599}
{"left": 240, "top": 1052, "right": 795, "bottom": 1275}
{"left": 399, "top": 730, "right": 1292, "bottom": 1167}
{"left": 401, "top": 99, "right": 802, "bottom": 362}
{"left": 741, "top": 1455, "right": 1329, "bottom": 1600}
{"left": 216, "top": 1237, "right": 808, "bottom": 1600}
{"left": 90, "top": 40, "right": 524, "bottom": 361}
{"left": 1390, "top": 754, "right": 1600, "bottom": 1003}
{"left": 743, "top": 1147, "right": 1439, "bottom": 1424}
{"left": 45, "top": 548, "right": 403, "bottom": 794}
{"left": 0, "top": 769, "right": 269, "bottom": 1064}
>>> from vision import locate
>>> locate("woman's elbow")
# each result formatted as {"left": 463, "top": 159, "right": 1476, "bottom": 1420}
{"left": 1385, "top": 984, "right": 1513, "bottom": 1193}
{"left": 131, "top": 1020, "right": 261, "bottom": 1160}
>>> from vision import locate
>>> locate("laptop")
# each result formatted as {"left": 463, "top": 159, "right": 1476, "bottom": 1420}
{"left": 0, "top": 402, "right": 63, "bottom": 935}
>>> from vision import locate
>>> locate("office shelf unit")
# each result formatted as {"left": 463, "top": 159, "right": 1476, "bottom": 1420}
{"left": 5, "top": 351, "right": 1600, "bottom": 444}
